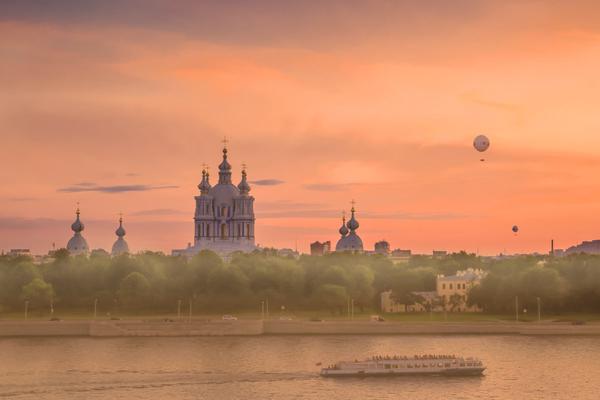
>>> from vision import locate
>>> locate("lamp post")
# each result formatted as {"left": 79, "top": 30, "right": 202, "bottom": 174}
{"left": 24, "top": 300, "right": 29, "bottom": 320}
{"left": 93, "top": 298, "right": 98, "bottom": 319}
{"left": 188, "top": 299, "right": 192, "bottom": 323}
{"left": 266, "top": 298, "right": 270, "bottom": 320}
{"left": 177, "top": 299, "right": 182, "bottom": 320}
{"left": 261, "top": 301, "right": 265, "bottom": 320}
{"left": 351, "top": 299, "right": 354, "bottom": 321}
{"left": 515, "top": 296, "right": 519, "bottom": 322}
{"left": 537, "top": 297, "right": 541, "bottom": 322}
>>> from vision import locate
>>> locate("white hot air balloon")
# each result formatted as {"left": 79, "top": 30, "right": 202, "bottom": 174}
{"left": 473, "top": 134, "right": 490, "bottom": 161}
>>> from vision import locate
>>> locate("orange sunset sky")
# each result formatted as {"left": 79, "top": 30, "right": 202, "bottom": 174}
{"left": 2, "top": 1, "right": 600, "bottom": 255}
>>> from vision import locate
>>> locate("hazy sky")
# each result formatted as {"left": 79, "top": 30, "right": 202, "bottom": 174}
{"left": 2, "top": 1, "right": 600, "bottom": 255}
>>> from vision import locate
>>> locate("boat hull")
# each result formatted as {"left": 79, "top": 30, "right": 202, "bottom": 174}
{"left": 320, "top": 367, "right": 485, "bottom": 377}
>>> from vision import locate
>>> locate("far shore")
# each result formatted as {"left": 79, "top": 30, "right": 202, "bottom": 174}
{"left": 2, "top": 317, "right": 600, "bottom": 337}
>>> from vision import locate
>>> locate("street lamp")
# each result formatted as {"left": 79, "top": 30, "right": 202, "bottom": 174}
{"left": 536, "top": 297, "right": 541, "bottom": 322}
{"left": 24, "top": 300, "right": 29, "bottom": 320}
{"left": 93, "top": 298, "right": 98, "bottom": 319}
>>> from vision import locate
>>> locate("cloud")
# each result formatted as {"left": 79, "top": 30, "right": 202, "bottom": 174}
{"left": 7, "top": 197, "right": 37, "bottom": 202}
{"left": 361, "top": 212, "right": 470, "bottom": 220}
{"left": 57, "top": 184, "right": 179, "bottom": 193}
{"left": 249, "top": 179, "right": 284, "bottom": 186}
{"left": 130, "top": 208, "right": 187, "bottom": 216}
{"left": 303, "top": 183, "right": 355, "bottom": 191}
{"left": 72, "top": 182, "right": 97, "bottom": 187}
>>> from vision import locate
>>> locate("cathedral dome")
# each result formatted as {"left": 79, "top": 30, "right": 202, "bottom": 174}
{"left": 112, "top": 238, "right": 129, "bottom": 256}
{"left": 112, "top": 216, "right": 129, "bottom": 256}
{"left": 67, "top": 233, "right": 89, "bottom": 255}
{"left": 67, "top": 207, "right": 89, "bottom": 255}
{"left": 336, "top": 232, "right": 363, "bottom": 252}
{"left": 210, "top": 183, "right": 240, "bottom": 208}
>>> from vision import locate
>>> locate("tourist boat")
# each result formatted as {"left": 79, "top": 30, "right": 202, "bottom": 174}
{"left": 320, "top": 354, "right": 485, "bottom": 377}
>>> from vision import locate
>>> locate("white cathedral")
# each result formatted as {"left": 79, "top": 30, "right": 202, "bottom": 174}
{"left": 172, "top": 145, "right": 256, "bottom": 256}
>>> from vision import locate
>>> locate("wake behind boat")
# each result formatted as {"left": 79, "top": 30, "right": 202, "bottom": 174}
{"left": 320, "top": 354, "right": 485, "bottom": 377}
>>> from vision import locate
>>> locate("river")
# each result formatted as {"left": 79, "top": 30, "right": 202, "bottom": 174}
{"left": 0, "top": 335, "right": 598, "bottom": 399}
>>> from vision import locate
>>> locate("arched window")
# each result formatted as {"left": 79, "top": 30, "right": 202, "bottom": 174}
{"left": 221, "top": 223, "right": 227, "bottom": 239}
{"left": 237, "top": 224, "right": 241, "bottom": 237}
{"left": 246, "top": 223, "right": 250, "bottom": 239}
{"left": 206, "top": 225, "right": 210, "bottom": 237}
{"left": 206, "top": 204, "right": 210, "bottom": 214}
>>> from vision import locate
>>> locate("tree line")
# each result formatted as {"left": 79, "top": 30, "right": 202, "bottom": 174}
{"left": 1, "top": 249, "right": 600, "bottom": 316}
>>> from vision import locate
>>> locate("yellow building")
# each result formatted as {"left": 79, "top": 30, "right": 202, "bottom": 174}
{"left": 380, "top": 268, "right": 486, "bottom": 313}
{"left": 436, "top": 268, "right": 486, "bottom": 312}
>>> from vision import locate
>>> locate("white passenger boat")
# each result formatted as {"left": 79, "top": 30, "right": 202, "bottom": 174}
{"left": 320, "top": 354, "right": 485, "bottom": 377}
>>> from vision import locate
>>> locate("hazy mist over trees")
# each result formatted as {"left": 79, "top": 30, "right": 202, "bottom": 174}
{"left": 1, "top": 250, "right": 600, "bottom": 316}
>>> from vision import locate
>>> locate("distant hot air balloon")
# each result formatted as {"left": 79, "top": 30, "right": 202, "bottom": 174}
{"left": 473, "top": 135, "right": 490, "bottom": 161}
{"left": 512, "top": 225, "right": 519, "bottom": 234}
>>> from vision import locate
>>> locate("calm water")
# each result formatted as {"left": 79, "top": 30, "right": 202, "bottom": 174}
{"left": 0, "top": 335, "right": 599, "bottom": 399}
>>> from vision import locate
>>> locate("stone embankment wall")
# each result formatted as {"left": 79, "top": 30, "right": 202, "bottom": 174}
{"left": 2, "top": 320, "right": 600, "bottom": 337}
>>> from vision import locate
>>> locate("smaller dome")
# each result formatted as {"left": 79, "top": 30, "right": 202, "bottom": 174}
{"left": 115, "top": 217, "right": 126, "bottom": 237}
{"left": 238, "top": 169, "right": 251, "bottom": 195}
{"left": 71, "top": 209, "right": 84, "bottom": 233}
{"left": 338, "top": 215, "right": 349, "bottom": 236}
{"left": 347, "top": 208, "right": 359, "bottom": 231}
{"left": 198, "top": 170, "right": 212, "bottom": 194}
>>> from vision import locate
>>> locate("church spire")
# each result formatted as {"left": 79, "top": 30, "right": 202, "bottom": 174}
{"left": 218, "top": 138, "right": 232, "bottom": 184}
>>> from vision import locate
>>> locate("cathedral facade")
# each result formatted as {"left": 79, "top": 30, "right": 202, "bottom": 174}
{"left": 173, "top": 145, "right": 256, "bottom": 256}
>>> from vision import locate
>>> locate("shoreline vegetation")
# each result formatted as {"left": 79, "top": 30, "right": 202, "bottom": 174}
{"left": 2, "top": 249, "right": 600, "bottom": 324}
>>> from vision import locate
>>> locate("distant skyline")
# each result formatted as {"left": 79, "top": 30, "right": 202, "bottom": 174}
{"left": 2, "top": 1, "right": 600, "bottom": 254}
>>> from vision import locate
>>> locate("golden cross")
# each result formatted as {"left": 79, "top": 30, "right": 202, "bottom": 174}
{"left": 242, "top": 162, "right": 247, "bottom": 171}
{"left": 202, "top": 162, "right": 208, "bottom": 172}
{"left": 342, "top": 210, "right": 346, "bottom": 219}
{"left": 222, "top": 136, "right": 229, "bottom": 149}
{"left": 76, "top": 201, "right": 80, "bottom": 213}
{"left": 350, "top": 199, "right": 356, "bottom": 208}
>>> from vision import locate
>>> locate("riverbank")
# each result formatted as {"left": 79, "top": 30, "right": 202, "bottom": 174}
{"left": 2, "top": 319, "right": 600, "bottom": 337}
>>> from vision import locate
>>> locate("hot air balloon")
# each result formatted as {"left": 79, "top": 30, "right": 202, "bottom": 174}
{"left": 473, "top": 135, "right": 490, "bottom": 161}
{"left": 512, "top": 225, "right": 519, "bottom": 234}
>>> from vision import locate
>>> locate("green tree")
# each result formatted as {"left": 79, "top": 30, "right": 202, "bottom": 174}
{"left": 118, "top": 272, "right": 151, "bottom": 310}
{"left": 21, "top": 278, "right": 54, "bottom": 310}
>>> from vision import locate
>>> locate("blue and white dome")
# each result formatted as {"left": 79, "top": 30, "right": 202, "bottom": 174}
{"left": 335, "top": 204, "right": 363, "bottom": 252}
{"left": 67, "top": 208, "right": 89, "bottom": 255}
